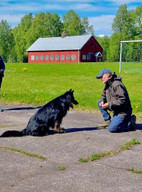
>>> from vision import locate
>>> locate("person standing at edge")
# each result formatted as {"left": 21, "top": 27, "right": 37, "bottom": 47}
{"left": 0, "top": 55, "right": 5, "bottom": 112}
{"left": 96, "top": 69, "right": 136, "bottom": 133}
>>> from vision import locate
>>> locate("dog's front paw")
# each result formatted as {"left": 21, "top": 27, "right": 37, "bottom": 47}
{"left": 58, "top": 127, "right": 66, "bottom": 133}
{"left": 54, "top": 127, "right": 66, "bottom": 133}
{"left": 59, "top": 127, "right": 66, "bottom": 133}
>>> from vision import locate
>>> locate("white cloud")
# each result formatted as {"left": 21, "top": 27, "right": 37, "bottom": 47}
{"left": 38, "top": 3, "right": 97, "bottom": 12}
{"left": 54, "top": 0, "right": 95, "bottom": 2}
{"left": 0, "top": 3, "right": 95, "bottom": 13}
{"left": 106, "top": 0, "right": 142, "bottom": 5}
{"left": 89, "top": 15, "right": 115, "bottom": 35}
{"left": 97, "top": 34, "right": 111, "bottom": 38}
{"left": 0, "top": 0, "right": 140, "bottom": 35}
{"left": 0, "top": 3, "right": 40, "bottom": 13}
{"left": 0, "top": 2, "right": 114, "bottom": 14}
{"left": 70, "top": 3, "right": 98, "bottom": 11}
{"left": 0, "top": 14, "right": 24, "bottom": 25}
{"left": 40, "top": 0, "right": 96, "bottom": 2}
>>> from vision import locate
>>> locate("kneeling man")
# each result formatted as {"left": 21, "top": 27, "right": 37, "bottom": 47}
{"left": 96, "top": 69, "right": 136, "bottom": 133}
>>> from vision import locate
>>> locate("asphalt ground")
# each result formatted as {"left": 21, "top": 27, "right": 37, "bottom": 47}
{"left": 0, "top": 104, "right": 142, "bottom": 192}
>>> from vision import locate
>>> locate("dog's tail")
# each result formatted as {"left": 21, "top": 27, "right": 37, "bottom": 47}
{"left": 0, "top": 130, "right": 24, "bottom": 137}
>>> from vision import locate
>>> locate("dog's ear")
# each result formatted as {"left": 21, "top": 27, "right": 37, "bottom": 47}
{"left": 69, "top": 89, "right": 74, "bottom": 93}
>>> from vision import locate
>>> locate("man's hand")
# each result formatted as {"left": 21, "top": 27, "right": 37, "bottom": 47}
{"left": 99, "top": 101, "right": 104, "bottom": 107}
{"left": 101, "top": 103, "right": 109, "bottom": 109}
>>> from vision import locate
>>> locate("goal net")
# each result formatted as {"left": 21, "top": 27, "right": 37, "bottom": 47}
{"left": 119, "top": 40, "right": 142, "bottom": 73}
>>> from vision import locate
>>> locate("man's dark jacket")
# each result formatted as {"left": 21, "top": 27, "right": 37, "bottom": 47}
{"left": 101, "top": 73, "right": 132, "bottom": 116}
{"left": 0, "top": 57, "right": 5, "bottom": 77}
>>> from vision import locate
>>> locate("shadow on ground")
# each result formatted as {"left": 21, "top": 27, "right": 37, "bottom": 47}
{"left": 3, "top": 106, "right": 41, "bottom": 111}
{"left": 65, "top": 127, "right": 98, "bottom": 133}
{"left": 136, "top": 123, "right": 142, "bottom": 130}
{"left": 47, "top": 127, "right": 97, "bottom": 136}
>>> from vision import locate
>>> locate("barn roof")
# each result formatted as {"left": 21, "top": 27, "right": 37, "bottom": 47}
{"left": 27, "top": 35, "right": 103, "bottom": 51}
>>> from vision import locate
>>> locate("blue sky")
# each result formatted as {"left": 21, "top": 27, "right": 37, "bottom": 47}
{"left": 0, "top": 0, "right": 142, "bottom": 36}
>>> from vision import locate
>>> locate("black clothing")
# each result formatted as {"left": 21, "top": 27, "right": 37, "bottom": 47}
{"left": 0, "top": 56, "right": 5, "bottom": 88}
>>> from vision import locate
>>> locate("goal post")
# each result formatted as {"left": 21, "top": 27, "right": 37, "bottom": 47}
{"left": 119, "top": 40, "right": 142, "bottom": 73}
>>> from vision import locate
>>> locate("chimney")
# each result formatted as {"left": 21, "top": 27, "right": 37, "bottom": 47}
{"left": 61, "top": 31, "right": 66, "bottom": 38}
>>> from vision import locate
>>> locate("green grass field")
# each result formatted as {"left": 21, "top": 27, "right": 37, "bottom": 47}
{"left": 1, "top": 62, "right": 142, "bottom": 118}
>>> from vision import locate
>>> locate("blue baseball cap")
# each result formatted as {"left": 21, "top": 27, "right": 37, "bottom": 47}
{"left": 96, "top": 69, "right": 112, "bottom": 79}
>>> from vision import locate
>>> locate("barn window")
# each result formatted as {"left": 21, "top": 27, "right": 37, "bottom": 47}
{"left": 50, "top": 56, "right": 54, "bottom": 60}
{"left": 71, "top": 54, "right": 76, "bottom": 60}
{"left": 45, "top": 55, "right": 49, "bottom": 60}
{"left": 82, "top": 55, "right": 86, "bottom": 60}
{"left": 55, "top": 55, "right": 59, "bottom": 60}
{"left": 36, "top": 56, "right": 39, "bottom": 60}
{"left": 87, "top": 55, "right": 91, "bottom": 60}
{"left": 31, "top": 55, "right": 35, "bottom": 60}
{"left": 40, "top": 55, "right": 44, "bottom": 60}
{"left": 66, "top": 55, "right": 70, "bottom": 60}
{"left": 61, "top": 55, "right": 65, "bottom": 60}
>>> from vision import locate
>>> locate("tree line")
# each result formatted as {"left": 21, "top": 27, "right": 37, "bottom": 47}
{"left": 0, "top": 4, "right": 141, "bottom": 63}
{"left": 98, "top": 4, "right": 142, "bottom": 62}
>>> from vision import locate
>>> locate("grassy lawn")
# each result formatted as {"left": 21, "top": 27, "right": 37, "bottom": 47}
{"left": 1, "top": 62, "right": 142, "bottom": 118}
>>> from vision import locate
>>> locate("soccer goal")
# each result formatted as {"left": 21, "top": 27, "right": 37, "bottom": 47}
{"left": 119, "top": 40, "right": 142, "bottom": 73}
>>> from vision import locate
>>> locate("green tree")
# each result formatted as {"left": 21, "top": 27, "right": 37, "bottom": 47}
{"left": 13, "top": 13, "right": 33, "bottom": 62}
{"left": 28, "top": 12, "right": 62, "bottom": 42}
{"left": 81, "top": 17, "right": 94, "bottom": 35}
{"left": 97, "top": 35, "right": 110, "bottom": 61}
{"left": 48, "top": 13, "right": 63, "bottom": 37}
{"left": 0, "top": 20, "right": 14, "bottom": 61}
{"left": 110, "top": 4, "right": 142, "bottom": 62}
{"left": 13, "top": 12, "right": 63, "bottom": 62}
{"left": 112, "top": 4, "right": 133, "bottom": 38}
{"left": 107, "top": 33, "right": 121, "bottom": 62}
{"left": 27, "top": 12, "right": 45, "bottom": 46}
{"left": 112, "top": 4, "right": 142, "bottom": 39}
{"left": 133, "top": 5, "right": 142, "bottom": 37}
{"left": 62, "top": 10, "right": 94, "bottom": 36}
{"left": 63, "top": 10, "right": 81, "bottom": 36}
{"left": 112, "top": 4, "right": 128, "bottom": 33}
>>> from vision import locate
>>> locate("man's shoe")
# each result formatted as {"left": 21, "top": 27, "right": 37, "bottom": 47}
{"left": 129, "top": 115, "right": 136, "bottom": 131}
{"left": 97, "top": 120, "right": 111, "bottom": 129}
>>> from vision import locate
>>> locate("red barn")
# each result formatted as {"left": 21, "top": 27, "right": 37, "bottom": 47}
{"left": 27, "top": 35, "right": 103, "bottom": 63}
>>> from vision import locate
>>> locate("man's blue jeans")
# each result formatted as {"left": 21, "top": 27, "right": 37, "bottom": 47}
{"left": 98, "top": 100, "right": 131, "bottom": 133}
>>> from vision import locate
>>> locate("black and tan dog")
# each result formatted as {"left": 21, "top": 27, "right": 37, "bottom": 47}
{"left": 0, "top": 89, "right": 78, "bottom": 137}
